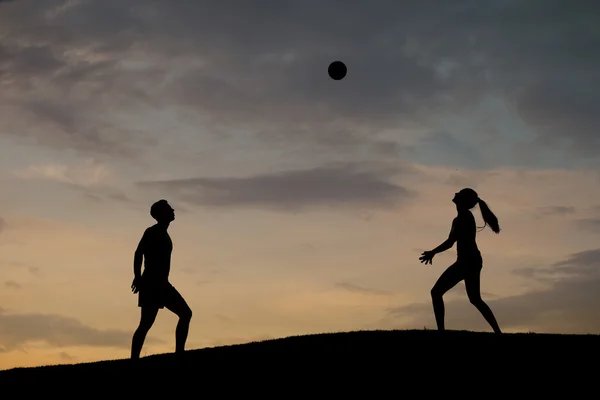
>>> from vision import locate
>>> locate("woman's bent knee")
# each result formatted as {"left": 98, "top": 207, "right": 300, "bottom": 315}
{"left": 469, "top": 296, "right": 484, "bottom": 306}
{"left": 181, "top": 307, "right": 192, "bottom": 321}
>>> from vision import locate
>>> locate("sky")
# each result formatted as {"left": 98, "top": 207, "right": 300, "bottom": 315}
{"left": 1, "top": 0, "right": 600, "bottom": 369}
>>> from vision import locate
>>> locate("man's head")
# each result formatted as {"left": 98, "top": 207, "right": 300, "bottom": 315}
{"left": 150, "top": 199, "right": 175, "bottom": 223}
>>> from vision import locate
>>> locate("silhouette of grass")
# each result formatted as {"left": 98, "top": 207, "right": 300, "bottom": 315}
{"left": 1, "top": 329, "right": 598, "bottom": 394}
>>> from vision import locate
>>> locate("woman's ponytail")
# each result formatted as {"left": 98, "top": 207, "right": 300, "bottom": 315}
{"left": 478, "top": 198, "right": 500, "bottom": 234}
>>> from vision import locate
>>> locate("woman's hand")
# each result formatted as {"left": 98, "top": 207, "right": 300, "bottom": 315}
{"left": 419, "top": 251, "right": 435, "bottom": 265}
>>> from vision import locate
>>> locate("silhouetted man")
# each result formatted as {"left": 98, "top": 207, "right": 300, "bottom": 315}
{"left": 130, "top": 199, "right": 192, "bottom": 359}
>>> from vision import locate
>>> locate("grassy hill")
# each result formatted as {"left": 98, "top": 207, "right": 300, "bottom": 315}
{"left": 1, "top": 329, "right": 598, "bottom": 395}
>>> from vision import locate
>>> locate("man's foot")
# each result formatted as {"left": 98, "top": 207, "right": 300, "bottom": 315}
{"left": 130, "top": 356, "right": 142, "bottom": 366}
{"left": 172, "top": 350, "right": 186, "bottom": 364}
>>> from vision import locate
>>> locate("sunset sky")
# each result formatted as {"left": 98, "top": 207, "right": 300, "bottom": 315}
{"left": 1, "top": 0, "right": 600, "bottom": 369}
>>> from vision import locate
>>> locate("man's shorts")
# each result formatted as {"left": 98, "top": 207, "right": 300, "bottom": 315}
{"left": 138, "top": 280, "right": 182, "bottom": 309}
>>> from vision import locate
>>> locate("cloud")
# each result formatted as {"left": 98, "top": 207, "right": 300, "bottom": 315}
{"left": 13, "top": 159, "right": 113, "bottom": 187}
{"left": 0, "top": 1, "right": 596, "bottom": 166}
{"left": 77, "top": 187, "right": 136, "bottom": 206}
{"left": 0, "top": 3, "right": 163, "bottom": 157}
{"left": 4, "top": 281, "right": 21, "bottom": 289}
{"left": 12, "top": 159, "right": 137, "bottom": 205}
{"left": 535, "top": 206, "right": 576, "bottom": 219}
{"left": 415, "top": 131, "right": 488, "bottom": 170}
{"left": 28, "top": 266, "right": 42, "bottom": 276}
{"left": 130, "top": 1, "right": 600, "bottom": 163}
{"left": 385, "top": 247, "right": 600, "bottom": 334}
{"left": 58, "top": 351, "right": 75, "bottom": 361}
{"left": 575, "top": 218, "right": 600, "bottom": 232}
{"left": 137, "top": 163, "right": 414, "bottom": 211}
{"left": 0, "top": 309, "right": 163, "bottom": 351}
{"left": 335, "top": 282, "right": 392, "bottom": 296}
{"left": 515, "top": 79, "right": 600, "bottom": 156}
{"left": 4, "top": 261, "right": 43, "bottom": 276}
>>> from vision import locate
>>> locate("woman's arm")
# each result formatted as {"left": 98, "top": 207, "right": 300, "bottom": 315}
{"left": 430, "top": 219, "right": 458, "bottom": 255}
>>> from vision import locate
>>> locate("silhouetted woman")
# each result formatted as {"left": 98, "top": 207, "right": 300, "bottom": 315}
{"left": 419, "top": 188, "right": 502, "bottom": 333}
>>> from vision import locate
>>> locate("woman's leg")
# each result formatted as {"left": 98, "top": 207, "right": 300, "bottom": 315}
{"left": 431, "top": 262, "right": 465, "bottom": 331}
{"left": 464, "top": 265, "right": 502, "bottom": 334}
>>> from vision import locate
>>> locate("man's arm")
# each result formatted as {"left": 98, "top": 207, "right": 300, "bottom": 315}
{"left": 133, "top": 230, "right": 149, "bottom": 279}
{"left": 430, "top": 219, "right": 458, "bottom": 255}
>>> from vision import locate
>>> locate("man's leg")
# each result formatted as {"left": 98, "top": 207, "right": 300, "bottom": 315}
{"left": 131, "top": 307, "right": 159, "bottom": 359}
{"left": 164, "top": 285, "right": 193, "bottom": 353}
